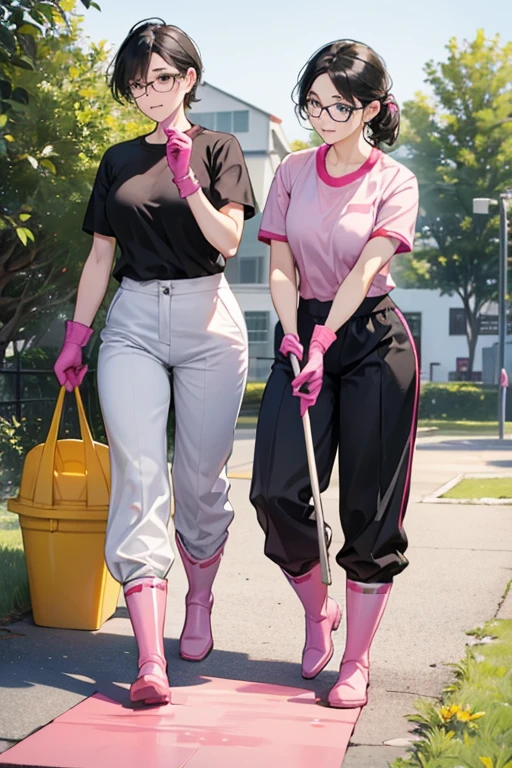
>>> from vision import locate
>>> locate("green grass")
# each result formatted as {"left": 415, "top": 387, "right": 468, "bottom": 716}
{"left": 443, "top": 478, "right": 512, "bottom": 500}
{"left": 389, "top": 594, "right": 512, "bottom": 768}
{"left": 0, "top": 503, "right": 31, "bottom": 624}
{"left": 236, "top": 417, "right": 512, "bottom": 434}
{"left": 419, "top": 420, "right": 512, "bottom": 435}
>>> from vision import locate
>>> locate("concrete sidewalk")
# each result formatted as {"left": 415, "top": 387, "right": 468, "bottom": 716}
{"left": 1, "top": 432, "right": 511, "bottom": 767}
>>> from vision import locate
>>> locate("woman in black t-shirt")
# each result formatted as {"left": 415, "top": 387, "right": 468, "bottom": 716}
{"left": 53, "top": 19, "right": 256, "bottom": 707}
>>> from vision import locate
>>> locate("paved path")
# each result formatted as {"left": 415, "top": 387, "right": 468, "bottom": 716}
{"left": 1, "top": 431, "right": 511, "bottom": 767}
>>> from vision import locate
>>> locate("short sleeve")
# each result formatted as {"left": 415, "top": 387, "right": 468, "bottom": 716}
{"left": 211, "top": 135, "right": 257, "bottom": 220}
{"left": 258, "top": 156, "right": 291, "bottom": 245}
{"left": 82, "top": 150, "right": 115, "bottom": 237}
{"left": 369, "top": 173, "right": 419, "bottom": 254}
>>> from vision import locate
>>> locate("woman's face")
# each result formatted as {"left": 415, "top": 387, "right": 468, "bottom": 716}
{"left": 305, "top": 73, "right": 379, "bottom": 144}
{"left": 128, "top": 52, "right": 196, "bottom": 122}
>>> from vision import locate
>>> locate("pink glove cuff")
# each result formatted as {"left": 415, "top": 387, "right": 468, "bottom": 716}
{"left": 309, "top": 324, "right": 337, "bottom": 354}
{"left": 173, "top": 170, "right": 201, "bottom": 199}
{"left": 64, "top": 320, "right": 93, "bottom": 347}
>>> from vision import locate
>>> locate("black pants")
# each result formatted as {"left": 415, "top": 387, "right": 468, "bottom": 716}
{"left": 249, "top": 294, "right": 419, "bottom": 584}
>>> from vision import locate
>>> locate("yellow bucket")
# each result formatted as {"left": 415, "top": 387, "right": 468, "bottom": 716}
{"left": 7, "top": 386, "right": 121, "bottom": 630}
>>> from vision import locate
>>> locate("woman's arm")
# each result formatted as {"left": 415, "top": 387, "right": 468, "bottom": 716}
{"left": 73, "top": 233, "right": 117, "bottom": 327}
{"left": 186, "top": 195, "right": 245, "bottom": 259}
{"left": 269, "top": 240, "right": 299, "bottom": 336}
{"left": 324, "top": 236, "right": 399, "bottom": 333}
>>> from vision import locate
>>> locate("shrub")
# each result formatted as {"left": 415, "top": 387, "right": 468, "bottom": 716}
{"left": 419, "top": 383, "right": 500, "bottom": 421}
{"left": 240, "top": 381, "right": 504, "bottom": 422}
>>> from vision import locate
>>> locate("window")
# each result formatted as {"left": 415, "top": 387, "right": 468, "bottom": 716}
{"left": 216, "top": 111, "right": 232, "bottom": 132}
{"left": 245, "top": 311, "right": 269, "bottom": 344}
{"left": 240, "top": 256, "right": 264, "bottom": 284}
{"left": 190, "top": 112, "right": 215, "bottom": 130}
{"left": 189, "top": 110, "right": 250, "bottom": 133}
{"left": 449, "top": 308, "right": 466, "bottom": 336}
{"left": 450, "top": 308, "right": 512, "bottom": 336}
{"left": 233, "top": 110, "right": 250, "bottom": 133}
{"left": 403, "top": 312, "right": 421, "bottom": 339}
{"left": 402, "top": 312, "right": 422, "bottom": 368}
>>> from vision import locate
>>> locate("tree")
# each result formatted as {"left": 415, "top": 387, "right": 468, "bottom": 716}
{"left": 400, "top": 30, "right": 512, "bottom": 375}
{"left": 0, "top": 0, "right": 95, "bottom": 238}
{"left": 290, "top": 129, "right": 322, "bottom": 152}
{"left": 0, "top": 0, "right": 93, "bottom": 79}
{"left": 0, "top": 9, "right": 150, "bottom": 362}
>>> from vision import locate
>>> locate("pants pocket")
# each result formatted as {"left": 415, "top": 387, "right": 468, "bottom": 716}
{"left": 217, "top": 289, "right": 248, "bottom": 342}
{"left": 105, "top": 287, "right": 124, "bottom": 326}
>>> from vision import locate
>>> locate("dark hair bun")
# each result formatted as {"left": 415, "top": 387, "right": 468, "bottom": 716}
{"left": 367, "top": 95, "right": 400, "bottom": 146}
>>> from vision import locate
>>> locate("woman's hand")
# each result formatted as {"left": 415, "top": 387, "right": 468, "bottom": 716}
{"left": 163, "top": 126, "right": 200, "bottom": 198}
{"left": 291, "top": 325, "right": 337, "bottom": 416}
{"left": 279, "top": 333, "right": 303, "bottom": 361}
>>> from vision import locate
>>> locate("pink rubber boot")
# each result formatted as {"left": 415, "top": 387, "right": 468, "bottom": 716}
{"left": 327, "top": 580, "right": 392, "bottom": 708}
{"left": 176, "top": 533, "right": 226, "bottom": 661}
{"left": 124, "top": 576, "right": 171, "bottom": 705}
{"left": 284, "top": 563, "right": 342, "bottom": 679}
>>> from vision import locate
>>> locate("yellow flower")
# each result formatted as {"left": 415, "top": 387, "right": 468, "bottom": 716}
{"left": 479, "top": 758, "right": 493, "bottom": 768}
{"left": 440, "top": 704, "right": 461, "bottom": 720}
{"left": 456, "top": 707, "right": 486, "bottom": 722}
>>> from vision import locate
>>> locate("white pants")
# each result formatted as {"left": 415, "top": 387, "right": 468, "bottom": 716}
{"left": 97, "top": 274, "right": 248, "bottom": 584}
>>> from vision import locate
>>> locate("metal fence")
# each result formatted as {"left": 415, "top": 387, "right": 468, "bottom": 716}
{"left": 0, "top": 358, "right": 104, "bottom": 441}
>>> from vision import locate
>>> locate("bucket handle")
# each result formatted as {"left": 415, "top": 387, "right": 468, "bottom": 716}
{"left": 33, "top": 386, "right": 109, "bottom": 507}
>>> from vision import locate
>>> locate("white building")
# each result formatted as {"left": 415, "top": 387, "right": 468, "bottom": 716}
{"left": 391, "top": 288, "right": 508, "bottom": 383}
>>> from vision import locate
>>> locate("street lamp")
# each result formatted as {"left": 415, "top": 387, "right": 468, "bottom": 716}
{"left": 473, "top": 192, "right": 512, "bottom": 439}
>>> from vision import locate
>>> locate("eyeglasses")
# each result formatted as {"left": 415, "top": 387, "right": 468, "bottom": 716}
{"left": 129, "top": 73, "right": 185, "bottom": 99}
{"left": 305, "top": 98, "right": 365, "bottom": 123}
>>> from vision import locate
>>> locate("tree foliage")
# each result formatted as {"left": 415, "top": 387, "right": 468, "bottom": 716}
{"left": 0, "top": 6, "right": 151, "bottom": 360}
{"left": 400, "top": 30, "right": 512, "bottom": 373}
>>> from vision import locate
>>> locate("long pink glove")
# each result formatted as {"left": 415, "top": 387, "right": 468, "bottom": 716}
{"left": 279, "top": 333, "right": 303, "bottom": 361}
{"left": 292, "top": 325, "right": 337, "bottom": 417}
{"left": 163, "top": 126, "right": 200, "bottom": 199}
{"left": 53, "top": 320, "right": 93, "bottom": 393}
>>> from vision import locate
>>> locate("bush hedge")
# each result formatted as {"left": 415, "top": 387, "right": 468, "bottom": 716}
{"left": 240, "top": 382, "right": 508, "bottom": 421}
{"left": 419, "top": 382, "right": 503, "bottom": 421}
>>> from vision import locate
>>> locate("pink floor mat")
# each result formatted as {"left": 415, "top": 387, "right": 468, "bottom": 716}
{"left": 0, "top": 676, "right": 360, "bottom": 767}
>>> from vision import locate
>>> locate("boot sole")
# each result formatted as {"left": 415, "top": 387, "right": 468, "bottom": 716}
{"left": 326, "top": 682, "right": 370, "bottom": 709}
{"left": 180, "top": 642, "right": 214, "bottom": 662}
{"left": 130, "top": 675, "right": 171, "bottom": 706}
{"left": 301, "top": 602, "right": 343, "bottom": 680}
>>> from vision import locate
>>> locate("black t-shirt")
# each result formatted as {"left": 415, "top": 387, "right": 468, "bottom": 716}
{"left": 82, "top": 124, "right": 257, "bottom": 282}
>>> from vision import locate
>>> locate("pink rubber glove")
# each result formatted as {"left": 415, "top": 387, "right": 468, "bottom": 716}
{"left": 292, "top": 325, "right": 337, "bottom": 417}
{"left": 53, "top": 320, "right": 93, "bottom": 393}
{"left": 163, "top": 126, "right": 200, "bottom": 199}
{"left": 279, "top": 333, "right": 303, "bottom": 361}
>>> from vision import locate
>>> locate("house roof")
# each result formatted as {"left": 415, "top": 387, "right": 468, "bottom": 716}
{"left": 202, "top": 81, "right": 282, "bottom": 124}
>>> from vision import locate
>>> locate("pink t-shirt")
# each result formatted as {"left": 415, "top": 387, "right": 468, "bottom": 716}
{"left": 258, "top": 144, "right": 419, "bottom": 301}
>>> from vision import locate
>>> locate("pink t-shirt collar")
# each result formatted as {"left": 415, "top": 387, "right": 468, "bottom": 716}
{"left": 316, "top": 143, "right": 382, "bottom": 187}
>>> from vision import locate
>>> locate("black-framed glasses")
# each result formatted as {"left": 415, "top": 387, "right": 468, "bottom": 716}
{"left": 129, "top": 73, "right": 185, "bottom": 99}
{"left": 305, "top": 98, "right": 364, "bottom": 123}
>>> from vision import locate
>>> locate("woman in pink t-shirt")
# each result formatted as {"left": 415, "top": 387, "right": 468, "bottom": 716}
{"left": 249, "top": 40, "right": 420, "bottom": 709}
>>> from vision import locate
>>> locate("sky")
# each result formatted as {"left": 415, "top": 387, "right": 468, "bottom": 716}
{"left": 79, "top": 0, "right": 512, "bottom": 143}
